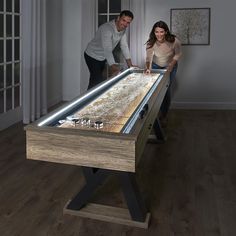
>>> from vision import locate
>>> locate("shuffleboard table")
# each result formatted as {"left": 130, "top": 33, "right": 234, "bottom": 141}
{"left": 25, "top": 68, "right": 170, "bottom": 228}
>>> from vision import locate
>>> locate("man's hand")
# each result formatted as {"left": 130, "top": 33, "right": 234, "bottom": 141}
{"left": 125, "top": 59, "right": 140, "bottom": 69}
{"left": 109, "top": 64, "right": 120, "bottom": 77}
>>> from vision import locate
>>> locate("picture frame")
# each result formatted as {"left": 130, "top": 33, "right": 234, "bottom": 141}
{"left": 170, "top": 8, "right": 211, "bottom": 45}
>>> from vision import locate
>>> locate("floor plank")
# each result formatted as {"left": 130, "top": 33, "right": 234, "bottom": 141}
{"left": 0, "top": 110, "right": 236, "bottom": 235}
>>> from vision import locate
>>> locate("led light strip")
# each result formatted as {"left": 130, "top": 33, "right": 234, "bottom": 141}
{"left": 38, "top": 68, "right": 133, "bottom": 126}
{"left": 122, "top": 75, "right": 162, "bottom": 134}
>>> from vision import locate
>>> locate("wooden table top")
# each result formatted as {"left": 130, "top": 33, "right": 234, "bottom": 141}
{"left": 59, "top": 73, "right": 160, "bottom": 133}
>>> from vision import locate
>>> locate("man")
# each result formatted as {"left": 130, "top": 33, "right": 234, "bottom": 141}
{"left": 84, "top": 10, "right": 135, "bottom": 89}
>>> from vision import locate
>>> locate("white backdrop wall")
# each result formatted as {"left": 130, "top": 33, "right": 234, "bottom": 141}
{"left": 79, "top": 0, "right": 96, "bottom": 94}
{"left": 145, "top": 0, "right": 236, "bottom": 109}
{"left": 46, "top": 0, "right": 236, "bottom": 109}
{"left": 46, "top": 0, "right": 63, "bottom": 107}
{"left": 46, "top": 0, "right": 95, "bottom": 104}
{"left": 61, "top": 0, "right": 82, "bottom": 101}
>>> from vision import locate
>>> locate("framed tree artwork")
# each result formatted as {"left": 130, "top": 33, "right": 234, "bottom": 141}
{"left": 170, "top": 8, "right": 211, "bottom": 45}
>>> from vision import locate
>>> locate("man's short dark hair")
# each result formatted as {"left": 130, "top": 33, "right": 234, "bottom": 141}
{"left": 120, "top": 10, "right": 134, "bottom": 19}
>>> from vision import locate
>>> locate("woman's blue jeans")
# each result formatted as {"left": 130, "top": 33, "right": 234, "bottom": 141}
{"left": 152, "top": 62, "right": 178, "bottom": 117}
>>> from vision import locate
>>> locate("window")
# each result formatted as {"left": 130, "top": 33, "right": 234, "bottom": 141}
{"left": 0, "top": 0, "right": 21, "bottom": 114}
{"left": 97, "top": 0, "right": 121, "bottom": 27}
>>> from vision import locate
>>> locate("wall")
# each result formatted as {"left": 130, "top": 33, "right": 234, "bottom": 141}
{"left": 46, "top": 0, "right": 236, "bottom": 109}
{"left": 79, "top": 0, "right": 96, "bottom": 94}
{"left": 61, "top": 0, "right": 82, "bottom": 101}
{"left": 145, "top": 0, "right": 236, "bottom": 109}
{"left": 46, "top": 0, "right": 63, "bottom": 107}
{"left": 47, "top": 0, "right": 95, "bottom": 103}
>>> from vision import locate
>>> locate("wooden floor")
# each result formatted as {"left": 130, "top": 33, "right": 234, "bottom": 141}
{"left": 0, "top": 109, "right": 236, "bottom": 236}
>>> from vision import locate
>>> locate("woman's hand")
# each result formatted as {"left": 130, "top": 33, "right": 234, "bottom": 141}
{"left": 167, "top": 60, "right": 176, "bottom": 72}
{"left": 167, "top": 64, "right": 174, "bottom": 72}
{"left": 145, "top": 62, "right": 151, "bottom": 74}
{"left": 144, "top": 68, "right": 151, "bottom": 74}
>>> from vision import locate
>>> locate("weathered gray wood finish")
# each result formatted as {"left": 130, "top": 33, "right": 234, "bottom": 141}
{"left": 24, "top": 71, "right": 169, "bottom": 173}
{"left": 1, "top": 110, "right": 236, "bottom": 235}
{"left": 63, "top": 202, "right": 151, "bottom": 228}
{"left": 25, "top": 127, "right": 137, "bottom": 172}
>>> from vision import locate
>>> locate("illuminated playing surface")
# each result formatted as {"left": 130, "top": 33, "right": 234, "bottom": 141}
{"left": 59, "top": 73, "right": 160, "bottom": 133}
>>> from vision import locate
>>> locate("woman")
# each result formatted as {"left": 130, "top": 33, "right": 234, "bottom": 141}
{"left": 145, "top": 21, "right": 182, "bottom": 122}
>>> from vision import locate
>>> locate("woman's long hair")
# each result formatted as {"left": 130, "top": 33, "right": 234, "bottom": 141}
{"left": 146, "top": 21, "right": 176, "bottom": 49}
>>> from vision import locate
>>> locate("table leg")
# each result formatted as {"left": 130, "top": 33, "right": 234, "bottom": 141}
{"left": 67, "top": 167, "right": 111, "bottom": 210}
{"left": 66, "top": 167, "right": 148, "bottom": 223}
{"left": 153, "top": 118, "right": 166, "bottom": 141}
{"left": 119, "top": 172, "right": 147, "bottom": 222}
